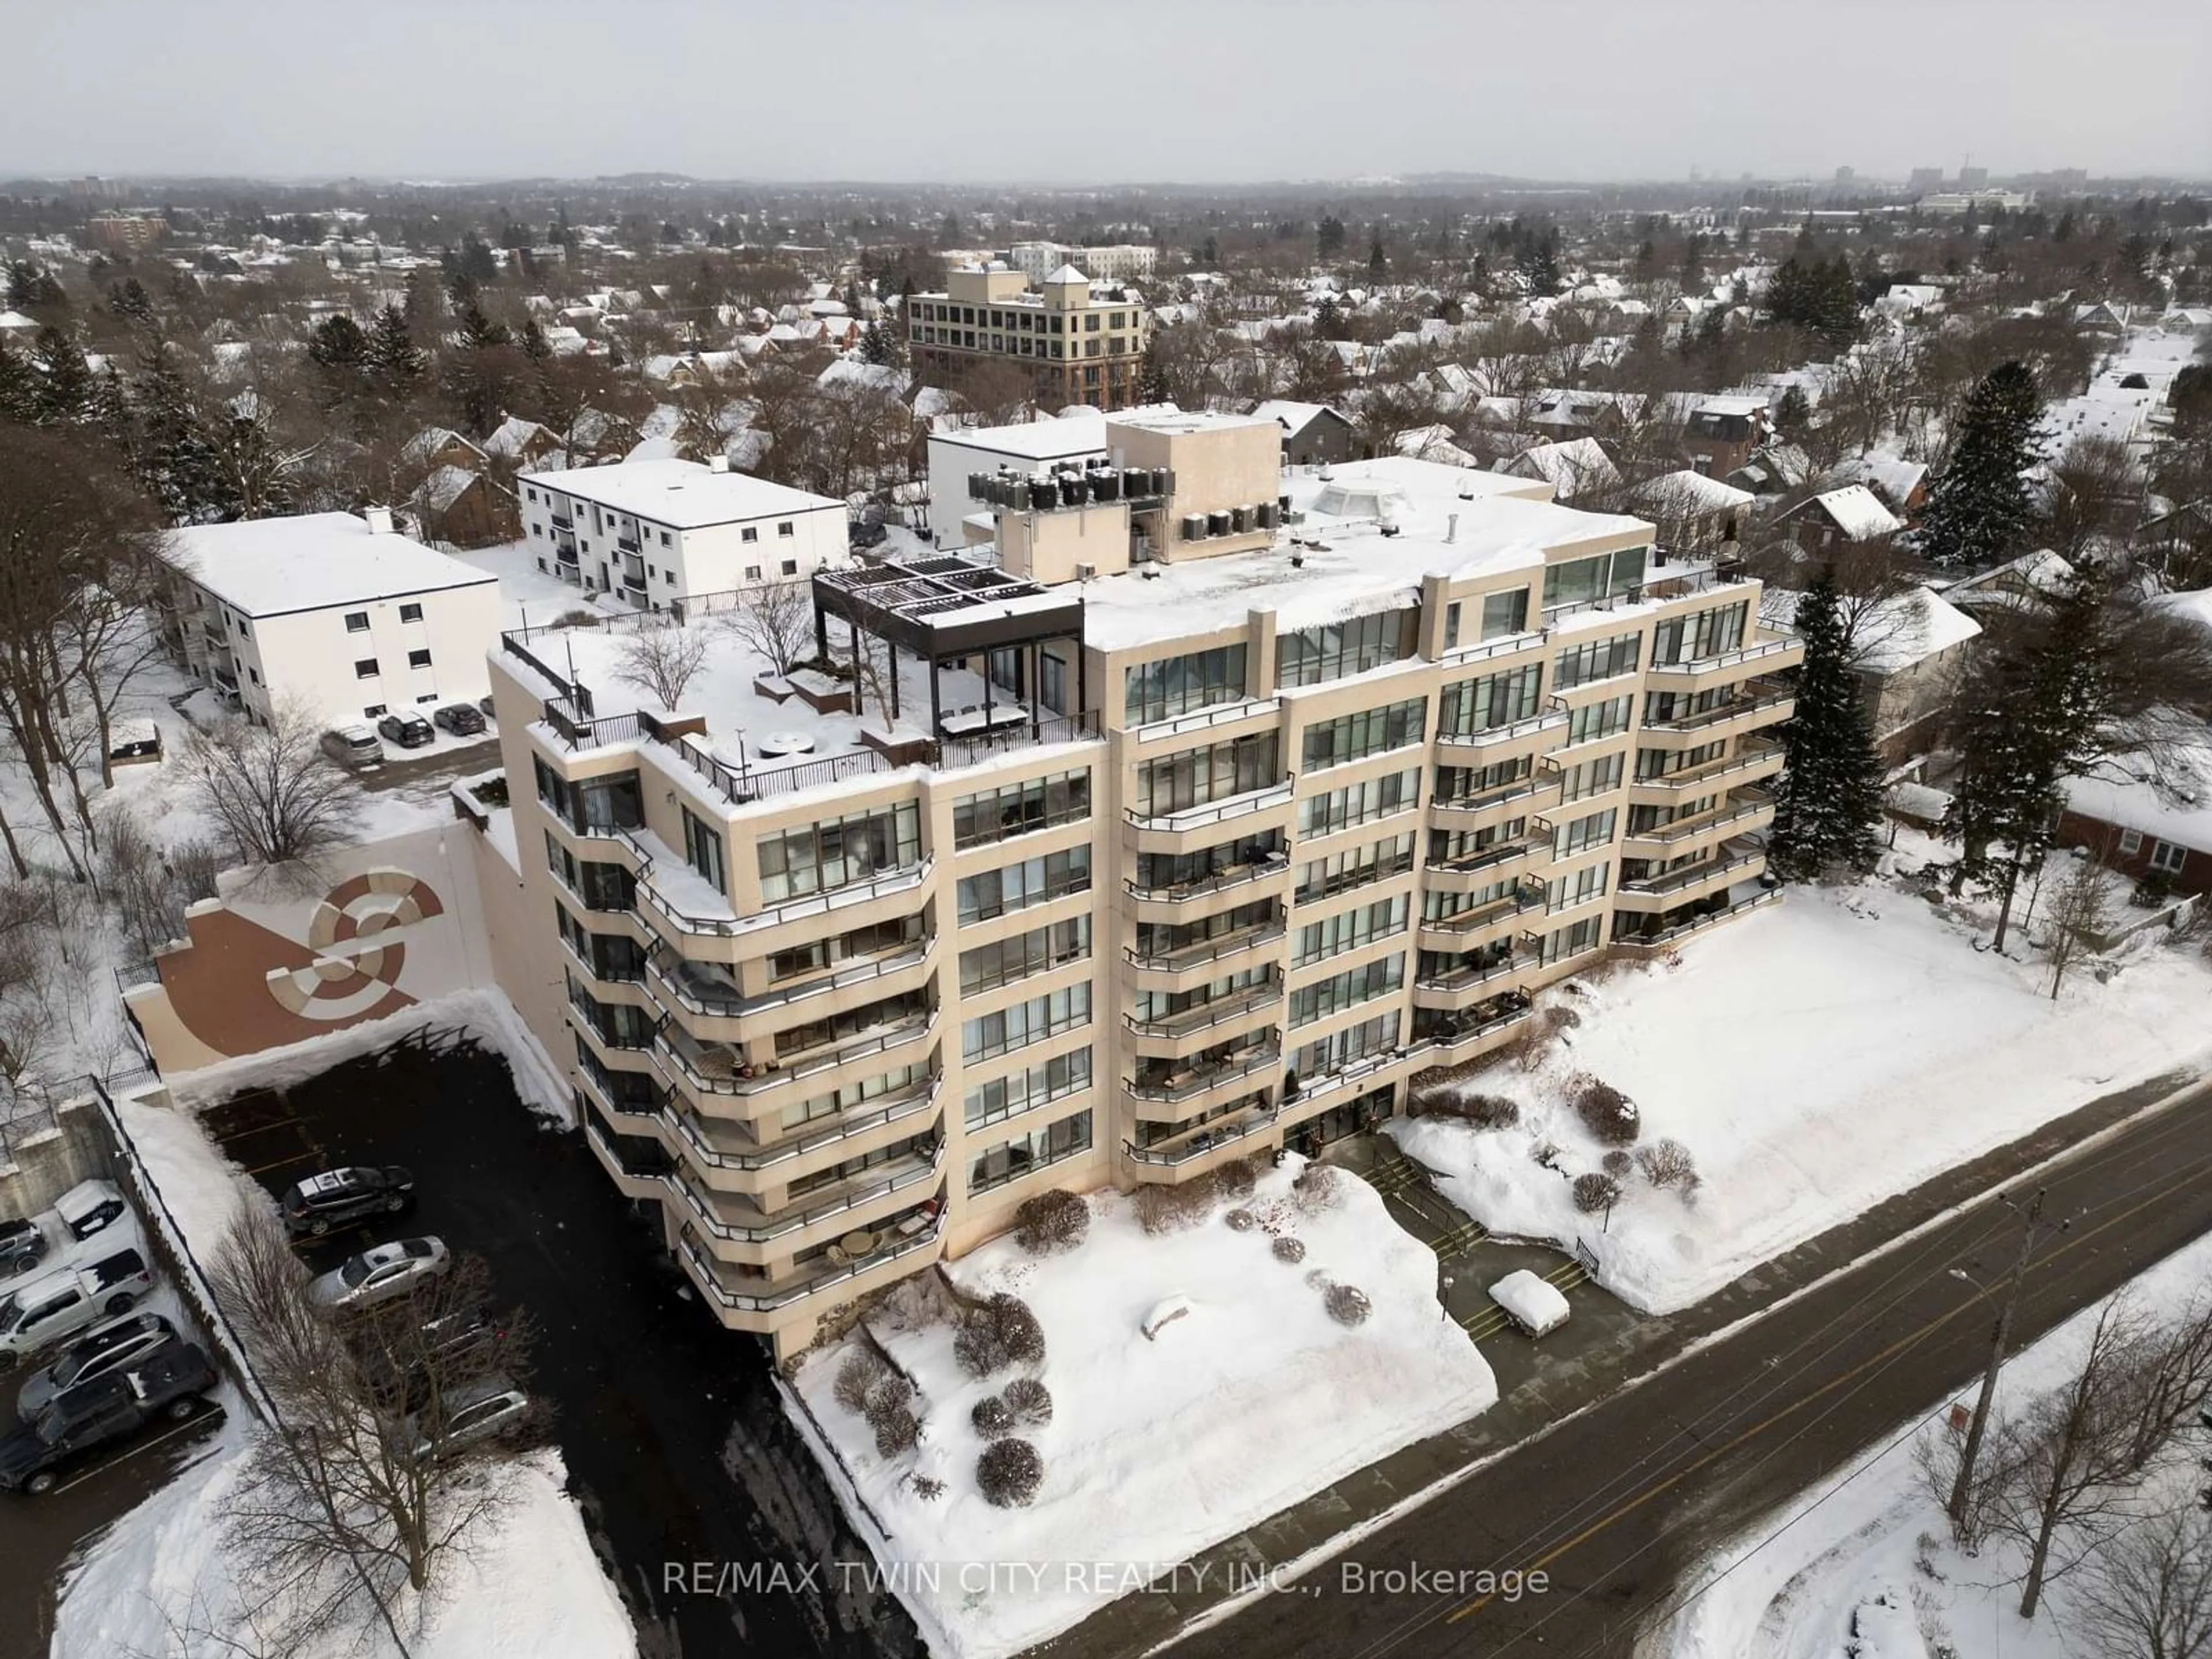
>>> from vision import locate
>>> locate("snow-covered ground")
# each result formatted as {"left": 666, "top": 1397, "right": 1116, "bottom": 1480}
{"left": 447, "top": 537, "right": 624, "bottom": 629}
{"left": 1392, "top": 868, "right": 2212, "bottom": 1313}
{"left": 1646, "top": 1229, "right": 2212, "bottom": 1659}
{"left": 787, "top": 1158, "right": 1496, "bottom": 1659}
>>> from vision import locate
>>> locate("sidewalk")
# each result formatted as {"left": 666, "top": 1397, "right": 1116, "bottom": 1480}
{"left": 1031, "top": 1063, "right": 2202, "bottom": 1659}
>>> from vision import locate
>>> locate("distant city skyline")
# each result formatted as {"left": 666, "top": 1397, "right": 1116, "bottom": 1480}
{"left": 5, "top": 0, "right": 2207, "bottom": 187}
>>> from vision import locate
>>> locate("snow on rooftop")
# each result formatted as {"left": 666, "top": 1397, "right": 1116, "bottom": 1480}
{"left": 1249, "top": 399, "right": 1342, "bottom": 430}
{"left": 166, "top": 512, "right": 497, "bottom": 618}
{"left": 2065, "top": 741, "right": 2212, "bottom": 854}
{"left": 1043, "top": 262, "right": 1089, "bottom": 283}
{"left": 1106, "top": 406, "right": 1278, "bottom": 437}
{"left": 936, "top": 411, "right": 1107, "bottom": 461}
{"left": 1636, "top": 469, "right": 1755, "bottom": 512}
{"left": 519, "top": 457, "right": 842, "bottom": 529}
{"left": 1810, "top": 484, "right": 1904, "bottom": 541}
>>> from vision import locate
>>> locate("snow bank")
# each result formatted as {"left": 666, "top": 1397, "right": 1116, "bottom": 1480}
{"left": 789, "top": 1160, "right": 1495, "bottom": 1659}
{"left": 1653, "top": 1229, "right": 2212, "bottom": 1659}
{"left": 53, "top": 1444, "right": 635, "bottom": 1659}
{"left": 1488, "top": 1270, "right": 1570, "bottom": 1335}
{"left": 118, "top": 1089, "right": 279, "bottom": 1249}
{"left": 1394, "top": 881, "right": 2212, "bottom": 1313}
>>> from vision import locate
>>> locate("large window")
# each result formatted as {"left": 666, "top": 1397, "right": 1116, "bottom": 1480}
{"left": 956, "top": 846, "right": 1091, "bottom": 924}
{"left": 1298, "top": 769, "right": 1419, "bottom": 838}
{"left": 1440, "top": 664, "right": 1543, "bottom": 737}
{"left": 1558, "top": 753, "right": 1626, "bottom": 802}
{"left": 1544, "top": 546, "right": 1649, "bottom": 611}
{"left": 1565, "top": 695, "right": 1634, "bottom": 747}
{"left": 773, "top": 988, "right": 929, "bottom": 1061}
{"left": 1292, "top": 895, "right": 1410, "bottom": 967}
{"left": 1553, "top": 632, "right": 1642, "bottom": 691}
{"left": 681, "top": 806, "right": 726, "bottom": 895}
{"left": 1301, "top": 698, "right": 1426, "bottom": 771}
{"left": 964, "top": 1048, "right": 1092, "bottom": 1131}
{"left": 1434, "top": 756, "right": 1534, "bottom": 805}
{"left": 959, "top": 916, "right": 1091, "bottom": 994}
{"left": 1135, "top": 899, "right": 1278, "bottom": 963}
{"left": 1132, "top": 733, "right": 1279, "bottom": 818}
{"left": 775, "top": 1062, "right": 930, "bottom": 1135}
{"left": 1132, "top": 967, "right": 1273, "bottom": 1028}
{"left": 1539, "top": 916, "right": 1604, "bottom": 963}
{"left": 1133, "top": 832, "right": 1285, "bottom": 895}
{"left": 1553, "top": 808, "right": 1619, "bottom": 858}
{"left": 952, "top": 770, "right": 1091, "bottom": 849}
{"left": 1290, "top": 1013, "right": 1399, "bottom": 1082}
{"left": 556, "top": 905, "right": 645, "bottom": 982}
{"left": 767, "top": 914, "right": 923, "bottom": 983}
{"left": 756, "top": 801, "right": 922, "bottom": 903}
{"left": 566, "top": 973, "right": 653, "bottom": 1048}
{"left": 544, "top": 832, "right": 636, "bottom": 911}
{"left": 968, "top": 1110, "right": 1093, "bottom": 1195}
{"left": 1275, "top": 608, "right": 1420, "bottom": 689}
{"left": 1289, "top": 954, "right": 1404, "bottom": 1027}
{"left": 1124, "top": 645, "right": 1248, "bottom": 724}
{"left": 963, "top": 985, "right": 1093, "bottom": 1064}
{"left": 1547, "top": 862, "right": 1611, "bottom": 912}
{"left": 533, "top": 760, "right": 643, "bottom": 836}
{"left": 1652, "top": 601, "right": 1748, "bottom": 666}
{"left": 1297, "top": 832, "right": 1416, "bottom": 903}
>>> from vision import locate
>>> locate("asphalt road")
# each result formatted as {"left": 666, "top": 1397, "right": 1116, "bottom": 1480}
{"left": 1166, "top": 1082, "right": 2212, "bottom": 1659}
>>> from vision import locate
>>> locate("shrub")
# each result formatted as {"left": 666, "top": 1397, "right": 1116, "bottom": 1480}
{"left": 834, "top": 1349, "right": 889, "bottom": 1414}
{"left": 1224, "top": 1207, "right": 1257, "bottom": 1232}
{"left": 1211, "top": 1157, "right": 1259, "bottom": 1202}
{"left": 1014, "top": 1190, "right": 1089, "bottom": 1255}
{"left": 1601, "top": 1149, "right": 1634, "bottom": 1179}
{"left": 552, "top": 607, "right": 600, "bottom": 629}
{"left": 954, "top": 1293, "right": 1047, "bottom": 1378}
{"left": 1271, "top": 1235, "right": 1308, "bottom": 1264}
{"left": 1443, "top": 1093, "right": 1521, "bottom": 1130}
{"left": 1637, "top": 1138, "right": 1697, "bottom": 1189}
{"left": 1001, "top": 1377, "right": 1054, "bottom": 1427}
{"left": 910, "top": 1475, "right": 945, "bottom": 1502}
{"left": 971, "top": 1395, "right": 1014, "bottom": 1438}
{"left": 870, "top": 1402, "right": 919, "bottom": 1457}
{"left": 977, "top": 1438, "right": 1044, "bottom": 1508}
{"left": 1572, "top": 1171, "right": 1623, "bottom": 1214}
{"left": 1293, "top": 1164, "right": 1342, "bottom": 1213}
{"left": 1134, "top": 1181, "right": 1213, "bottom": 1235}
{"left": 1530, "top": 1138, "right": 1562, "bottom": 1170}
{"left": 1569, "top": 1074, "right": 1641, "bottom": 1146}
{"left": 1324, "top": 1283, "right": 1372, "bottom": 1326}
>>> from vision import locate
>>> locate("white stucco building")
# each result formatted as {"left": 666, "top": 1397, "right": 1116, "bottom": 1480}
{"left": 517, "top": 457, "right": 851, "bottom": 608}
{"left": 162, "top": 509, "right": 503, "bottom": 726}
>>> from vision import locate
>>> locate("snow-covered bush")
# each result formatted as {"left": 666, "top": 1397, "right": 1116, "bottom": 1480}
{"left": 1271, "top": 1235, "right": 1308, "bottom": 1264}
{"left": 977, "top": 1438, "right": 1044, "bottom": 1508}
{"left": 1134, "top": 1181, "right": 1212, "bottom": 1235}
{"left": 971, "top": 1394, "right": 1014, "bottom": 1438}
{"left": 1013, "top": 1189, "right": 1089, "bottom": 1255}
{"left": 1224, "top": 1207, "right": 1257, "bottom": 1232}
{"left": 1324, "top": 1283, "right": 1372, "bottom": 1326}
{"left": 834, "top": 1348, "right": 890, "bottom": 1413}
{"left": 1571, "top": 1171, "right": 1622, "bottom": 1214}
{"left": 1293, "top": 1164, "right": 1342, "bottom": 1213}
{"left": 871, "top": 1400, "right": 919, "bottom": 1457}
{"left": 1637, "top": 1138, "right": 1698, "bottom": 1190}
{"left": 1001, "top": 1377, "right": 1053, "bottom": 1427}
{"left": 910, "top": 1475, "right": 945, "bottom": 1502}
{"left": 1433, "top": 1092, "right": 1520, "bottom": 1130}
{"left": 1569, "top": 1074, "right": 1641, "bottom": 1146}
{"left": 1601, "top": 1149, "right": 1634, "bottom": 1179}
{"left": 1211, "top": 1156, "right": 1259, "bottom": 1200}
{"left": 954, "top": 1293, "right": 1046, "bottom": 1377}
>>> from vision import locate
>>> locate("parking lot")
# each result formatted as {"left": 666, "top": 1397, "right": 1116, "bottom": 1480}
{"left": 201, "top": 1030, "right": 916, "bottom": 1659}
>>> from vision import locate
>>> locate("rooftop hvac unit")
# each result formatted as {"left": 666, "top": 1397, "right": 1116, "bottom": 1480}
{"left": 1030, "top": 479, "right": 1058, "bottom": 511}
{"left": 1076, "top": 562, "right": 1097, "bottom": 581}
{"left": 1059, "top": 475, "right": 1085, "bottom": 507}
{"left": 1257, "top": 502, "right": 1281, "bottom": 529}
{"left": 1181, "top": 513, "right": 1206, "bottom": 541}
{"left": 1094, "top": 471, "right": 1121, "bottom": 502}
{"left": 1207, "top": 510, "right": 1231, "bottom": 537}
{"left": 1230, "top": 506, "right": 1252, "bottom": 533}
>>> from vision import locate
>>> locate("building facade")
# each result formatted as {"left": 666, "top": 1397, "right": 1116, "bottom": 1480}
{"left": 1005, "top": 242, "right": 1158, "bottom": 284}
{"left": 518, "top": 457, "right": 850, "bottom": 609}
{"left": 907, "top": 264, "right": 1149, "bottom": 412}
{"left": 486, "top": 451, "right": 1800, "bottom": 1359}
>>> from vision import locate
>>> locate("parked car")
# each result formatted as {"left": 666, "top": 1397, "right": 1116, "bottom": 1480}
{"left": 281, "top": 1166, "right": 415, "bottom": 1237}
{"left": 321, "top": 723, "right": 384, "bottom": 767}
{"left": 354, "top": 1308, "right": 505, "bottom": 1410}
{"left": 0, "top": 1340, "right": 218, "bottom": 1494}
{"left": 477, "top": 694, "right": 496, "bottom": 722}
{"left": 400, "top": 1374, "right": 532, "bottom": 1462}
{"left": 0, "top": 1180, "right": 136, "bottom": 1289}
{"left": 309, "top": 1238, "right": 450, "bottom": 1312}
{"left": 16, "top": 1311, "right": 177, "bottom": 1418}
{"left": 0, "top": 1219, "right": 43, "bottom": 1281}
{"left": 0, "top": 1248, "right": 155, "bottom": 1365}
{"left": 432, "top": 702, "right": 486, "bottom": 737}
{"left": 376, "top": 711, "right": 434, "bottom": 750}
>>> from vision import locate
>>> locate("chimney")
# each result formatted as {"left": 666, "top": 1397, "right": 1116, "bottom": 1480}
{"left": 362, "top": 506, "right": 394, "bottom": 535}
{"left": 1446, "top": 513, "right": 1459, "bottom": 544}
{"left": 707, "top": 454, "right": 730, "bottom": 474}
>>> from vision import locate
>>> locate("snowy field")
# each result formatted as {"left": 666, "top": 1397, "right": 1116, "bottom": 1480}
{"left": 787, "top": 1158, "right": 1496, "bottom": 1659}
{"left": 1646, "top": 1229, "right": 2212, "bottom": 1659}
{"left": 1392, "top": 873, "right": 2212, "bottom": 1313}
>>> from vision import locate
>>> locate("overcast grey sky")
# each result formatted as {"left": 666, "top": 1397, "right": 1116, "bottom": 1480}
{"left": 8, "top": 0, "right": 2207, "bottom": 185}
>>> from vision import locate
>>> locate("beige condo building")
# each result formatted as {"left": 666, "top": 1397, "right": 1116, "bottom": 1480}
{"left": 906, "top": 262, "right": 1149, "bottom": 411}
{"left": 484, "top": 416, "right": 1800, "bottom": 1359}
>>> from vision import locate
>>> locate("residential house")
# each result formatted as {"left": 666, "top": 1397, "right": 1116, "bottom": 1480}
{"left": 1632, "top": 471, "right": 1754, "bottom": 558}
{"left": 1941, "top": 548, "right": 2077, "bottom": 620}
{"left": 1772, "top": 485, "right": 1905, "bottom": 555}
{"left": 408, "top": 465, "right": 514, "bottom": 550}
{"left": 402, "top": 427, "right": 488, "bottom": 475}
{"left": 1762, "top": 584, "right": 1979, "bottom": 763}
{"left": 484, "top": 414, "right": 565, "bottom": 471}
{"left": 1821, "top": 453, "right": 1929, "bottom": 517}
{"left": 1681, "top": 395, "right": 1773, "bottom": 479}
{"left": 1249, "top": 400, "right": 1356, "bottom": 469}
{"left": 2059, "top": 748, "right": 2212, "bottom": 898}
{"left": 1501, "top": 438, "right": 1622, "bottom": 502}
{"left": 1725, "top": 442, "right": 1815, "bottom": 499}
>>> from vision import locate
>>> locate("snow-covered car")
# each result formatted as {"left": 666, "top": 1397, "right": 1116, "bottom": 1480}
{"left": 0, "top": 1181, "right": 135, "bottom": 1286}
{"left": 309, "top": 1238, "right": 450, "bottom": 1312}
{"left": 1487, "top": 1270, "right": 1573, "bottom": 1339}
{"left": 16, "top": 1310, "right": 177, "bottom": 1419}
{"left": 0, "top": 1247, "right": 156, "bottom": 1363}
{"left": 281, "top": 1165, "right": 415, "bottom": 1237}
{"left": 400, "top": 1375, "right": 532, "bottom": 1462}
{"left": 321, "top": 724, "right": 384, "bottom": 767}
{"left": 0, "top": 1340, "right": 218, "bottom": 1495}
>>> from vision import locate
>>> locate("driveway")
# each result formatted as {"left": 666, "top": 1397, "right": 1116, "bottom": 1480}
{"left": 203, "top": 1029, "right": 917, "bottom": 1659}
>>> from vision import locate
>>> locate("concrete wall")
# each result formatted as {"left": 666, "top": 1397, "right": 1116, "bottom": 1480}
{"left": 0, "top": 1100, "right": 111, "bottom": 1220}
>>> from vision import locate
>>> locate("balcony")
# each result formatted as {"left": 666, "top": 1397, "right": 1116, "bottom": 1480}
{"left": 1434, "top": 708, "right": 1570, "bottom": 759}
{"left": 1125, "top": 780, "right": 1295, "bottom": 849}
{"left": 646, "top": 940, "right": 936, "bottom": 1041}
{"left": 1123, "top": 919, "right": 1286, "bottom": 988}
{"left": 1627, "top": 738, "right": 1785, "bottom": 804}
{"left": 1123, "top": 981, "right": 1283, "bottom": 1056}
{"left": 1614, "top": 842, "right": 1768, "bottom": 912}
{"left": 1424, "top": 834, "right": 1548, "bottom": 889}
{"left": 1126, "top": 697, "right": 1283, "bottom": 751}
{"left": 654, "top": 1011, "right": 938, "bottom": 1104}
{"left": 1412, "top": 951, "right": 1535, "bottom": 1010}
{"left": 632, "top": 846, "right": 934, "bottom": 952}
{"left": 663, "top": 1078, "right": 941, "bottom": 1187}
{"left": 675, "top": 1203, "right": 945, "bottom": 1326}
{"left": 1281, "top": 1045, "right": 1414, "bottom": 1113}
{"left": 1622, "top": 791, "right": 1776, "bottom": 860}
{"left": 1613, "top": 886, "right": 1782, "bottom": 952}
{"left": 1427, "top": 775, "right": 1565, "bottom": 835}
{"left": 1639, "top": 683, "right": 1797, "bottom": 743}
{"left": 1124, "top": 850, "right": 1291, "bottom": 918}
{"left": 1416, "top": 884, "right": 1547, "bottom": 949}
{"left": 1412, "top": 999, "right": 1538, "bottom": 1063}
{"left": 1645, "top": 631, "right": 1802, "bottom": 694}
{"left": 1123, "top": 1100, "right": 1279, "bottom": 1184}
{"left": 674, "top": 1144, "right": 945, "bottom": 1260}
{"left": 1125, "top": 1045, "right": 1281, "bottom": 1111}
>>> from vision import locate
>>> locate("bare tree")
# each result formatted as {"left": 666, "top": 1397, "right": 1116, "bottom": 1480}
{"left": 2041, "top": 851, "right": 2114, "bottom": 999}
{"left": 721, "top": 580, "right": 815, "bottom": 677}
{"left": 2044, "top": 435, "right": 2144, "bottom": 563}
{"left": 182, "top": 697, "right": 359, "bottom": 866}
{"left": 2071, "top": 1501, "right": 2212, "bottom": 1659}
{"left": 2109, "top": 1294, "right": 2212, "bottom": 1476}
{"left": 208, "top": 1207, "right": 536, "bottom": 1647}
{"left": 613, "top": 615, "right": 710, "bottom": 710}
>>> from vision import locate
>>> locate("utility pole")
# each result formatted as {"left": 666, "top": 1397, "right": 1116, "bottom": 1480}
{"left": 1947, "top": 1187, "right": 2065, "bottom": 1533}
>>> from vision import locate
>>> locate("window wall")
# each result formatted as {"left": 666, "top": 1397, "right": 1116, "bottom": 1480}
{"left": 756, "top": 801, "right": 922, "bottom": 903}
{"left": 1123, "top": 645, "right": 1248, "bottom": 724}
{"left": 1275, "top": 608, "right": 1420, "bottom": 688}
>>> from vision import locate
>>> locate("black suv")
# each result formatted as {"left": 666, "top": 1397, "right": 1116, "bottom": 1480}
{"left": 0, "top": 1339, "right": 218, "bottom": 1494}
{"left": 377, "top": 711, "right": 435, "bottom": 749}
{"left": 433, "top": 702, "right": 486, "bottom": 736}
{"left": 281, "top": 1166, "right": 416, "bottom": 1237}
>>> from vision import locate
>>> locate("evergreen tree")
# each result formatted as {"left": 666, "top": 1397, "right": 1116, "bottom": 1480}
{"left": 134, "top": 342, "right": 228, "bottom": 524}
{"left": 0, "top": 336, "right": 35, "bottom": 425}
{"left": 366, "top": 304, "right": 427, "bottom": 385}
{"left": 1766, "top": 570, "right": 1884, "bottom": 882}
{"left": 1135, "top": 333, "right": 1170, "bottom": 405}
{"left": 1916, "top": 361, "right": 2045, "bottom": 569}
{"left": 29, "top": 327, "right": 94, "bottom": 425}
{"left": 858, "top": 321, "right": 902, "bottom": 369}
{"left": 1316, "top": 215, "right": 1347, "bottom": 260}
{"left": 106, "top": 276, "right": 157, "bottom": 327}
{"left": 1368, "top": 236, "right": 1388, "bottom": 281}
{"left": 456, "top": 300, "right": 512, "bottom": 350}
{"left": 1775, "top": 382, "right": 1812, "bottom": 435}
{"left": 520, "top": 318, "right": 552, "bottom": 364}
{"left": 307, "top": 312, "right": 370, "bottom": 373}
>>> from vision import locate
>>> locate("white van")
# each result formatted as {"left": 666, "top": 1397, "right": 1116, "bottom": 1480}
{"left": 0, "top": 1245, "right": 156, "bottom": 1363}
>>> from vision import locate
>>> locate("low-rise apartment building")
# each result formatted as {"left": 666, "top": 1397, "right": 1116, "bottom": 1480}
{"left": 484, "top": 440, "right": 1800, "bottom": 1359}
{"left": 1005, "top": 241, "right": 1158, "bottom": 284}
{"left": 160, "top": 509, "right": 502, "bottom": 726}
{"left": 907, "top": 263, "right": 1149, "bottom": 412}
{"left": 518, "top": 457, "right": 850, "bottom": 609}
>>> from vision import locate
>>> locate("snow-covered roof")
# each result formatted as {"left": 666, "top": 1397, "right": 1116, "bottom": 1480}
{"left": 165, "top": 512, "right": 497, "bottom": 619}
{"left": 1824, "top": 453, "right": 1927, "bottom": 509}
{"left": 2065, "top": 743, "right": 2212, "bottom": 855}
{"left": 410, "top": 464, "right": 480, "bottom": 516}
{"left": 2159, "top": 586, "right": 2212, "bottom": 635}
{"left": 1508, "top": 438, "right": 1622, "bottom": 495}
{"left": 1694, "top": 393, "right": 1768, "bottom": 418}
{"left": 483, "top": 415, "right": 554, "bottom": 458}
{"left": 1109, "top": 406, "right": 1277, "bottom": 438}
{"left": 520, "top": 457, "right": 841, "bottom": 529}
{"left": 933, "top": 411, "right": 1108, "bottom": 461}
{"left": 1249, "top": 399, "right": 1344, "bottom": 432}
{"left": 1802, "top": 485, "right": 1904, "bottom": 542}
{"left": 1634, "top": 469, "right": 1754, "bottom": 513}
{"left": 1761, "top": 585, "right": 1980, "bottom": 676}
{"left": 402, "top": 426, "right": 482, "bottom": 467}
{"left": 1043, "top": 263, "right": 1089, "bottom": 284}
